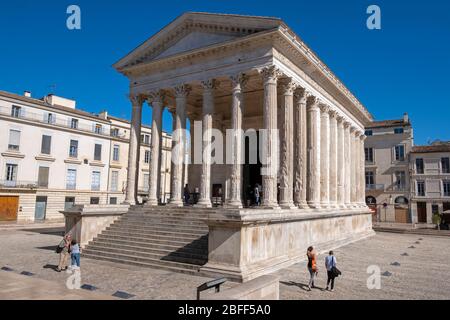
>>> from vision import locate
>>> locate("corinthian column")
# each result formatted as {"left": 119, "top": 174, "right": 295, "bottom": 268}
{"left": 349, "top": 126, "right": 357, "bottom": 207}
{"left": 329, "top": 110, "right": 338, "bottom": 208}
{"left": 319, "top": 103, "right": 330, "bottom": 208}
{"left": 293, "top": 87, "right": 308, "bottom": 208}
{"left": 307, "top": 95, "right": 321, "bottom": 209}
{"left": 336, "top": 116, "right": 345, "bottom": 208}
{"left": 227, "top": 74, "right": 248, "bottom": 208}
{"left": 279, "top": 79, "right": 296, "bottom": 209}
{"left": 344, "top": 122, "right": 352, "bottom": 208}
{"left": 260, "top": 66, "right": 281, "bottom": 209}
{"left": 124, "top": 95, "right": 143, "bottom": 205}
{"left": 168, "top": 84, "right": 191, "bottom": 207}
{"left": 146, "top": 91, "right": 164, "bottom": 206}
{"left": 360, "top": 134, "right": 367, "bottom": 207}
{"left": 196, "top": 79, "right": 217, "bottom": 208}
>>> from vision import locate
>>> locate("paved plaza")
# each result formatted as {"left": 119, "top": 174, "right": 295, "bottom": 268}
{"left": 0, "top": 227, "right": 449, "bottom": 300}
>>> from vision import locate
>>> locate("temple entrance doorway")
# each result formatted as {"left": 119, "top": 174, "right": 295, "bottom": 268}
{"left": 243, "top": 130, "right": 262, "bottom": 207}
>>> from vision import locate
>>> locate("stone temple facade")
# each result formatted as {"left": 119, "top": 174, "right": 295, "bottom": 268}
{"left": 113, "top": 12, "right": 375, "bottom": 281}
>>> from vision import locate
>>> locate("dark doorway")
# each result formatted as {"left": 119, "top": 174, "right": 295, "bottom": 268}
{"left": 243, "top": 131, "right": 262, "bottom": 207}
{"left": 417, "top": 202, "right": 427, "bottom": 223}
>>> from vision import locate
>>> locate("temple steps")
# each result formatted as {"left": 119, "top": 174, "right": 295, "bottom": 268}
{"left": 82, "top": 206, "right": 215, "bottom": 275}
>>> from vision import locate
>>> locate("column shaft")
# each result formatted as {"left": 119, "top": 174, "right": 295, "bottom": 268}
{"left": 147, "top": 91, "right": 164, "bottom": 206}
{"left": 329, "top": 111, "right": 338, "bottom": 208}
{"left": 336, "top": 117, "right": 345, "bottom": 208}
{"left": 320, "top": 104, "right": 330, "bottom": 208}
{"left": 307, "top": 96, "right": 321, "bottom": 209}
{"left": 260, "top": 66, "right": 281, "bottom": 209}
{"left": 124, "top": 95, "right": 143, "bottom": 205}
{"left": 350, "top": 127, "right": 357, "bottom": 207}
{"left": 344, "top": 122, "right": 352, "bottom": 207}
{"left": 279, "top": 79, "right": 296, "bottom": 208}
{"left": 196, "top": 79, "right": 217, "bottom": 208}
{"left": 293, "top": 88, "right": 308, "bottom": 208}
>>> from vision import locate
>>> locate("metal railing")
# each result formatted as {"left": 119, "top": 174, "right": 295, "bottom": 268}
{"left": 0, "top": 180, "right": 38, "bottom": 189}
{"left": 0, "top": 105, "right": 127, "bottom": 139}
{"left": 197, "top": 278, "right": 227, "bottom": 300}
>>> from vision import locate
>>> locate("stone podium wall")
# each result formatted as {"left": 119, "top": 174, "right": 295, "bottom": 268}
{"left": 201, "top": 209, "right": 374, "bottom": 282}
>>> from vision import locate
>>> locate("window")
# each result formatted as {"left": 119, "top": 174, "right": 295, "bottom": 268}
{"left": 365, "top": 171, "right": 374, "bottom": 187}
{"left": 142, "top": 134, "right": 150, "bottom": 145}
{"left": 6, "top": 164, "right": 18, "bottom": 182}
{"left": 394, "top": 128, "right": 404, "bottom": 134}
{"left": 11, "top": 105, "right": 21, "bottom": 118}
{"left": 395, "top": 171, "right": 406, "bottom": 191}
{"left": 365, "top": 130, "right": 373, "bottom": 136}
{"left": 442, "top": 158, "right": 450, "bottom": 174}
{"left": 111, "top": 171, "right": 119, "bottom": 192}
{"left": 91, "top": 171, "right": 101, "bottom": 191}
{"left": 69, "top": 140, "right": 78, "bottom": 158}
{"left": 111, "top": 128, "right": 119, "bottom": 137}
{"left": 365, "top": 148, "right": 374, "bottom": 163}
{"left": 395, "top": 145, "right": 405, "bottom": 161}
{"left": 38, "top": 166, "right": 49, "bottom": 188}
{"left": 46, "top": 113, "right": 55, "bottom": 124}
{"left": 71, "top": 119, "right": 78, "bottom": 129}
{"left": 416, "top": 158, "right": 424, "bottom": 174}
{"left": 109, "top": 197, "right": 117, "bottom": 205}
{"left": 113, "top": 145, "right": 120, "bottom": 162}
{"left": 144, "top": 150, "right": 150, "bottom": 164}
{"left": 41, "top": 135, "right": 52, "bottom": 155}
{"left": 94, "top": 124, "right": 102, "bottom": 134}
{"left": 417, "top": 181, "right": 425, "bottom": 197}
{"left": 94, "top": 144, "right": 102, "bottom": 161}
{"left": 90, "top": 197, "right": 100, "bottom": 205}
{"left": 444, "top": 181, "right": 450, "bottom": 197}
{"left": 64, "top": 197, "right": 75, "bottom": 210}
{"left": 66, "top": 169, "right": 77, "bottom": 190}
{"left": 8, "top": 129, "right": 21, "bottom": 151}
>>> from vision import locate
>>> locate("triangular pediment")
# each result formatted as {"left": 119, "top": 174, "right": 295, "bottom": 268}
{"left": 114, "top": 12, "right": 283, "bottom": 70}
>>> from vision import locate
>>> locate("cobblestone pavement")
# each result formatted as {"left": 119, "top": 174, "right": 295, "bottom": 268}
{"left": 0, "top": 227, "right": 230, "bottom": 300}
{"left": 275, "top": 232, "right": 450, "bottom": 300}
{"left": 1, "top": 228, "right": 450, "bottom": 300}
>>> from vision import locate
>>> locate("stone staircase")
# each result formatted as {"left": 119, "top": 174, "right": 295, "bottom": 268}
{"left": 82, "top": 206, "right": 214, "bottom": 275}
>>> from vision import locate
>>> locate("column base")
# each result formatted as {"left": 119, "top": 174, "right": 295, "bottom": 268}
{"left": 145, "top": 198, "right": 159, "bottom": 207}
{"left": 307, "top": 202, "right": 321, "bottom": 209}
{"left": 261, "top": 201, "right": 280, "bottom": 210}
{"left": 225, "top": 199, "right": 243, "bottom": 209}
{"left": 295, "top": 201, "right": 310, "bottom": 209}
{"left": 195, "top": 199, "right": 212, "bottom": 208}
{"left": 122, "top": 199, "right": 136, "bottom": 206}
{"left": 167, "top": 199, "right": 184, "bottom": 207}
{"left": 279, "top": 201, "right": 297, "bottom": 209}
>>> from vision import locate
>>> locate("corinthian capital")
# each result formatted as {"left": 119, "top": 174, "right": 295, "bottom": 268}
{"left": 129, "top": 94, "right": 144, "bottom": 107}
{"left": 147, "top": 90, "right": 165, "bottom": 105}
{"left": 201, "top": 79, "right": 219, "bottom": 91}
{"left": 293, "top": 86, "right": 308, "bottom": 104}
{"left": 343, "top": 121, "right": 351, "bottom": 129}
{"left": 260, "top": 66, "right": 282, "bottom": 84}
{"left": 279, "top": 78, "right": 296, "bottom": 95}
{"left": 306, "top": 95, "right": 320, "bottom": 109}
{"left": 230, "top": 73, "right": 249, "bottom": 91}
{"left": 174, "top": 84, "right": 192, "bottom": 98}
{"left": 319, "top": 103, "right": 330, "bottom": 114}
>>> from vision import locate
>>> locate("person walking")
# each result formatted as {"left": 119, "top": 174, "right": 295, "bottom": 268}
{"left": 325, "top": 251, "right": 338, "bottom": 291}
{"left": 183, "top": 184, "right": 190, "bottom": 205}
{"left": 56, "top": 234, "right": 71, "bottom": 272}
{"left": 70, "top": 239, "right": 81, "bottom": 269}
{"left": 254, "top": 184, "right": 260, "bottom": 207}
{"left": 307, "top": 246, "right": 318, "bottom": 291}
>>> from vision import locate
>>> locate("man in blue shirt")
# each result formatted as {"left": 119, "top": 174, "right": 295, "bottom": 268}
{"left": 325, "top": 251, "right": 337, "bottom": 291}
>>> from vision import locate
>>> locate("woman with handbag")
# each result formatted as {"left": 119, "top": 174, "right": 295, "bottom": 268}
{"left": 306, "top": 246, "right": 318, "bottom": 291}
{"left": 56, "top": 234, "right": 72, "bottom": 272}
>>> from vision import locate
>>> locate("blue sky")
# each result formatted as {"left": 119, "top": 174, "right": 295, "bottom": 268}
{"left": 0, "top": 0, "right": 449, "bottom": 144}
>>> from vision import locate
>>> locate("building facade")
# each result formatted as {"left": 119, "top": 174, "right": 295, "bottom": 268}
{"left": 364, "top": 113, "right": 414, "bottom": 223}
{"left": 410, "top": 143, "right": 450, "bottom": 224}
{"left": 0, "top": 90, "right": 172, "bottom": 222}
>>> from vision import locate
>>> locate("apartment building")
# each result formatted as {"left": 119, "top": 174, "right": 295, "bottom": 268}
{"left": 0, "top": 90, "right": 171, "bottom": 222}
{"left": 364, "top": 113, "right": 414, "bottom": 223}
{"left": 410, "top": 142, "right": 450, "bottom": 224}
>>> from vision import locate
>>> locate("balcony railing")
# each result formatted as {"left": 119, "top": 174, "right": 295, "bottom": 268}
{"left": 0, "top": 180, "right": 38, "bottom": 189}
{"left": 366, "top": 184, "right": 385, "bottom": 191}
{"left": 0, "top": 105, "right": 127, "bottom": 139}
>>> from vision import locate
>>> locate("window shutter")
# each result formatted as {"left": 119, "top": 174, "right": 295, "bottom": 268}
{"left": 38, "top": 167, "right": 49, "bottom": 188}
{"left": 43, "top": 112, "right": 48, "bottom": 123}
{"left": 94, "top": 144, "right": 102, "bottom": 161}
{"left": 41, "top": 135, "right": 52, "bottom": 154}
{"left": 9, "top": 130, "right": 20, "bottom": 146}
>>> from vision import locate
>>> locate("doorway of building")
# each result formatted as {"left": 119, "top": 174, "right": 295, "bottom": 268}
{"left": 243, "top": 131, "right": 262, "bottom": 207}
{"left": 394, "top": 196, "right": 409, "bottom": 223}
{"left": 417, "top": 202, "right": 427, "bottom": 223}
{"left": 35, "top": 196, "right": 47, "bottom": 221}
{"left": 0, "top": 196, "right": 19, "bottom": 221}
